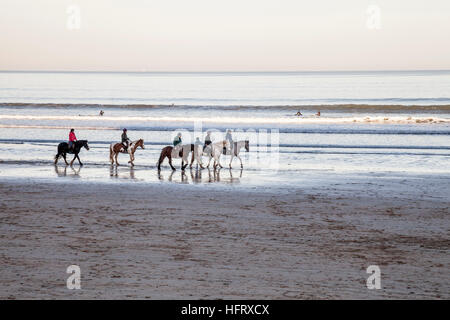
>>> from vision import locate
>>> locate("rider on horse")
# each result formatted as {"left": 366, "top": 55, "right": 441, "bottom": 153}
{"left": 173, "top": 132, "right": 182, "bottom": 147}
{"left": 225, "top": 129, "right": 233, "bottom": 154}
{"left": 122, "top": 128, "right": 131, "bottom": 152}
{"left": 69, "top": 128, "right": 77, "bottom": 151}
{"left": 204, "top": 131, "right": 212, "bottom": 151}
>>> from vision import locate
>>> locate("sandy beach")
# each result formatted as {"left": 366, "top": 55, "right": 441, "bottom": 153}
{"left": 0, "top": 170, "right": 448, "bottom": 299}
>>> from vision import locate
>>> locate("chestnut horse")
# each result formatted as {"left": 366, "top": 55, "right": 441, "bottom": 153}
{"left": 157, "top": 144, "right": 196, "bottom": 171}
{"left": 110, "top": 139, "right": 145, "bottom": 166}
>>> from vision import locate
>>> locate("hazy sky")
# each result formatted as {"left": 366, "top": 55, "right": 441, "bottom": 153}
{"left": 1, "top": 0, "right": 449, "bottom": 71}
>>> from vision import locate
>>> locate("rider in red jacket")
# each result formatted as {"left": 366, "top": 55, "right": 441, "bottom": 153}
{"left": 69, "top": 129, "right": 77, "bottom": 151}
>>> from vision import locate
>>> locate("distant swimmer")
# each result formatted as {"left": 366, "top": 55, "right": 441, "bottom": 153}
{"left": 99, "top": 110, "right": 104, "bottom": 116}
{"left": 316, "top": 110, "right": 321, "bottom": 117}
{"left": 295, "top": 111, "right": 302, "bottom": 116}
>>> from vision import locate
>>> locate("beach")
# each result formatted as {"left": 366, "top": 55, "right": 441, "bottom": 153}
{"left": 2, "top": 0, "right": 450, "bottom": 304}
{"left": 0, "top": 168, "right": 448, "bottom": 299}
{"left": 0, "top": 71, "right": 449, "bottom": 299}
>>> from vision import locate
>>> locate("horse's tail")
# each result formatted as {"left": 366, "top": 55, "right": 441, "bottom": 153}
{"left": 109, "top": 143, "right": 113, "bottom": 161}
{"left": 54, "top": 143, "right": 61, "bottom": 163}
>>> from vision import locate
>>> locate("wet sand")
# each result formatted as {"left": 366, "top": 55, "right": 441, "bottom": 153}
{"left": 0, "top": 174, "right": 449, "bottom": 299}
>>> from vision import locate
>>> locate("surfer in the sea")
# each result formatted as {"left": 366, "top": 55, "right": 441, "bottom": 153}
{"left": 295, "top": 111, "right": 302, "bottom": 116}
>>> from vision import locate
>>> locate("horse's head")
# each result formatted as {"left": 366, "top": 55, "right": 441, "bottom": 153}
{"left": 138, "top": 139, "right": 145, "bottom": 149}
{"left": 245, "top": 140, "right": 250, "bottom": 152}
{"left": 83, "top": 140, "right": 90, "bottom": 150}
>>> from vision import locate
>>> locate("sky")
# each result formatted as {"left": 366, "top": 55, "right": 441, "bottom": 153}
{"left": 1, "top": 0, "right": 450, "bottom": 71}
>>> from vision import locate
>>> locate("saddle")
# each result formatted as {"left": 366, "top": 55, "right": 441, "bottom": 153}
{"left": 119, "top": 143, "right": 128, "bottom": 153}
{"left": 222, "top": 142, "right": 237, "bottom": 155}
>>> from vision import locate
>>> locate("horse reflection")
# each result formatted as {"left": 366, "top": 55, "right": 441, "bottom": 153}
{"left": 189, "top": 168, "right": 203, "bottom": 183}
{"left": 110, "top": 165, "right": 136, "bottom": 180}
{"left": 54, "top": 164, "right": 81, "bottom": 178}
{"left": 209, "top": 168, "right": 242, "bottom": 183}
{"left": 157, "top": 167, "right": 243, "bottom": 184}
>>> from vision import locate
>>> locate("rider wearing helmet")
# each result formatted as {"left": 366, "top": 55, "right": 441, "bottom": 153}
{"left": 204, "top": 130, "right": 212, "bottom": 151}
{"left": 173, "top": 132, "right": 182, "bottom": 147}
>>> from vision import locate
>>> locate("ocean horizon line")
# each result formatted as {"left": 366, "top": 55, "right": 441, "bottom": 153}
{"left": 1, "top": 69, "right": 450, "bottom": 74}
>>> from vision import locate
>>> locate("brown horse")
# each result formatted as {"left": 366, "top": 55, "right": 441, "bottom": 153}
{"left": 157, "top": 144, "right": 195, "bottom": 171}
{"left": 110, "top": 139, "right": 144, "bottom": 166}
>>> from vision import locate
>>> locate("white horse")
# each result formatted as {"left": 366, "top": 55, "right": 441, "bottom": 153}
{"left": 200, "top": 140, "right": 249, "bottom": 169}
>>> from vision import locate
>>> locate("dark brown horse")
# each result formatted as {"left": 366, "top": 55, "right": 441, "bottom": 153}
{"left": 157, "top": 144, "right": 195, "bottom": 171}
{"left": 54, "top": 140, "right": 90, "bottom": 166}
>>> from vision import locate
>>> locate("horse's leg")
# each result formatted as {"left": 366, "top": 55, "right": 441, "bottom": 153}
{"left": 129, "top": 152, "right": 134, "bottom": 166}
{"left": 183, "top": 153, "right": 190, "bottom": 170}
{"left": 54, "top": 152, "right": 60, "bottom": 165}
{"left": 229, "top": 155, "right": 234, "bottom": 168}
{"left": 189, "top": 149, "right": 195, "bottom": 168}
{"left": 110, "top": 146, "right": 114, "bottom": 164}
{"left": 199, "top": 155, "right": 204, "bottom": 169}
{"left": 63, "top": 153, "right": 69, "bottom": 165}
{"left": 77, "top": 154, "right": 83, "bottom": 166}
{"left": 217, "top": 154, "right": 223, "bottom": 168}
{"left": 115, "top": 152, "right": 120, "bottom": 166}
{"left": 168, "top": 155, "right": 176, "bottom": 171}
{"left": 157, "top": 152, "right": 165, "bottom": 171}
{"left": 238, "top": 155, "right": 243, "bottom": 168}
{"left": 70, "top": 153, "right": 76, "bottom": 166}
{"left": 213, "top": 159, "right": 217, "bottom": 169}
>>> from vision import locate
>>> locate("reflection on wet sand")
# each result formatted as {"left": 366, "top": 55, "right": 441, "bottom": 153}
{"left": 53, "top": 164, "right": 243, "bottom": 184}
{"left": 158, "top": 168, "right": 243, "bottom": 184}
{"left": 109, "top": 165, "right": 136, "bottom": 180}
{"left": 54, "top": 164, "right": 81, "bottom": 178}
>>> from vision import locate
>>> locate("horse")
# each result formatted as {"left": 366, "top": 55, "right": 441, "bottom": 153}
{"left": 201, "top": 140, "right": 249, "bottom": 169}
{"left": 110, "top": 139, "right": 145, "bottom": 166}
{"left": 157, "top": 144, "right": 196, "bottom": 171}
{"left": 54, "top": 140, "right": 90, "bottom": 166}
{"left": 227, "top": 140, "right": 250, "bottom": 168}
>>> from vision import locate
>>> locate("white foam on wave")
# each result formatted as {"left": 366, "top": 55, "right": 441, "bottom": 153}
{"left": 0, "top": 114, "right": 449, "bottom": 125}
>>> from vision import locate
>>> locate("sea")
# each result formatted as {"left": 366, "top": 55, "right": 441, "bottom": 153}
{"left": 0, "top": 70, "right": 449, "bottom": 186}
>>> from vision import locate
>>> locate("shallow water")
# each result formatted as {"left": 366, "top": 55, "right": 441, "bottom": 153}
{"left": 1, "top": 71, "right": 449, "bottom": 185}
